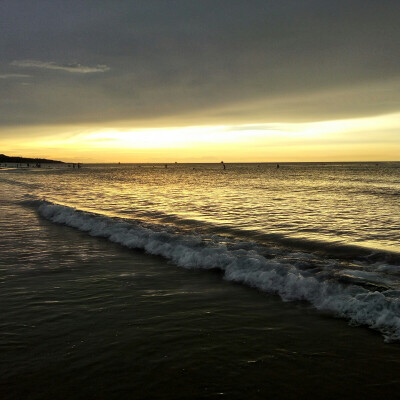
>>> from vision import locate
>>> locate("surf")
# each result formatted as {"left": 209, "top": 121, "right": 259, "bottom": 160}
{"left": 34, "top": 200, "right": 400, "bottom": 342}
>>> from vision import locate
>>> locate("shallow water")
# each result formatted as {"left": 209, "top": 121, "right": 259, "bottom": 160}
{"left": 3, "top": 162, "right": 400, "bottom": 252}
{"left": 1, "top": 163, "right": 400, "bottom": 399}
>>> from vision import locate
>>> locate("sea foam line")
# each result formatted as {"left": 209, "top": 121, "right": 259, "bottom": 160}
{"left": 38, "top": 201, "right": 400, "bottom": 341}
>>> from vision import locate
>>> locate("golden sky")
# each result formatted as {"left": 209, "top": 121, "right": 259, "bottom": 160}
{"left": 1, "top": 112, "right": 399, "bottom": 162}
{"left": 1, "top": 1, "right": 399, "bottom": 162}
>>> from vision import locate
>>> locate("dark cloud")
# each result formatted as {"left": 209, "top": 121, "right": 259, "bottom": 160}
{"left": 1, "top": 0, "right": 400, "bottom": 128}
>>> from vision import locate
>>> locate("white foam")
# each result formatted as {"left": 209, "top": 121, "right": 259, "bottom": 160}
{"left": 38, "top": 201, "right": 400, "bottom": 341}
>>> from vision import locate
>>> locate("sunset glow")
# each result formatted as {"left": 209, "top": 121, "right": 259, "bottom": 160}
{"left": 1, "top": 112, "right": 399, "bottom": 162}
{"left": 1, "top": 1, "right": 399, "bottom": 163}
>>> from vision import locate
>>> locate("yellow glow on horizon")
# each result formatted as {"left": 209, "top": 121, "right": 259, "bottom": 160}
{"left": 75, "top": 126, "right": 237, "bottom": 148}
{"left": 1, "top": 112, "right": 399, "bottom": 162}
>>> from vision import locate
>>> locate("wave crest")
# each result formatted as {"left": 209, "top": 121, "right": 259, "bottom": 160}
{"left": 38, "top": 201, "right": 400, "bottom": 341}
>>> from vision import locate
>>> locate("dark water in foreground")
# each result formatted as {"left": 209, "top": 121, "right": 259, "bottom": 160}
{"left": 1, "top": 163, "right": 400, "bottom": 399}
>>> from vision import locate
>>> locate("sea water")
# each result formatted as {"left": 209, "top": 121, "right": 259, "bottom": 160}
{"left": 1, "top": 163, "right": 400, "bottom": 399}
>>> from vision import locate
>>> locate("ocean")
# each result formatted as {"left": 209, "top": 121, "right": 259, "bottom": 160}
{"left": 1, "top": 162, "right": 400, "bottom": 399}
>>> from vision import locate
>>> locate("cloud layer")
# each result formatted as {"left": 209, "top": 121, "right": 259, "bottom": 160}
{"left": 0, "top": 73, "right": 30, "bottom": 79}
{"left": 0, "top": 0, "right": 399, "bottom": 129}
{"left": 11, "top": 60, "right": 110, "bottom": 73}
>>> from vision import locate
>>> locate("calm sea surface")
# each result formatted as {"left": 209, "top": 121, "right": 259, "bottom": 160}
{"left": 1, "top": 162, "right": 400, "bottom": 399}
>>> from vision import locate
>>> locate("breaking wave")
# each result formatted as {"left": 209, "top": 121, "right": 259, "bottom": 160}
{"left": 37, "top": 200, "right": 400, "bottom": 341}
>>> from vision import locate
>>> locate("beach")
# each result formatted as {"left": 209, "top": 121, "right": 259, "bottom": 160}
{"left": 1, "top": 163, "right": 400, "bottom": 399}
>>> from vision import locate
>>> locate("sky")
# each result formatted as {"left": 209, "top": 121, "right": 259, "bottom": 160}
{"left": 1, "top": 0, "right": 399, "bottom": 162}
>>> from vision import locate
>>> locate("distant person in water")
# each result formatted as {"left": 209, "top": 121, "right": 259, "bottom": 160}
{"left": 221, "top": 161, "right": 226, "bottom": 170}
{"left": 277, "top": 164, "right": 280, "bottom": 169}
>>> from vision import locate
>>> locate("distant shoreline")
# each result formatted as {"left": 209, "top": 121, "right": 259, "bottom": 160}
{"left": 0, "top": 154, "right": 64, "bottom": 164}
